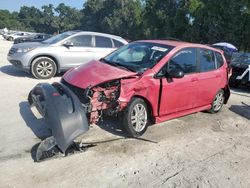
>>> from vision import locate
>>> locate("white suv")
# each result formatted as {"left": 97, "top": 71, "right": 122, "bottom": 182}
{"left": 7, "top": 31, "right": 128, "bottom": 79}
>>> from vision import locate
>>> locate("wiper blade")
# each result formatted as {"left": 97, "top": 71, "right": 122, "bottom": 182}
{"left": 100, "top": 58, "right": 135, "bottom": 72}
{"left": 115, "top": 62, "right": 136, "bottom": 72}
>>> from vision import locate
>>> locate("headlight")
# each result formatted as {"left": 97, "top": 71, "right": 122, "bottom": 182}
{"left": 16, "top": 47, "right": 35, "bottom": 53}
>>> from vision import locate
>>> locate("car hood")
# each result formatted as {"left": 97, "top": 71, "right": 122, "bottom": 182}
{"left": 63, "top": 60, "right": 138, "bottom": 89}
{"left": 12, "top": 42, "right": 49, "bottom": 49}
{"left": 231, "top": 61, "right": 250, "bottom": 69}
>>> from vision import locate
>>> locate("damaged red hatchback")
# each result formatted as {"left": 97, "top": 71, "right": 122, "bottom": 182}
{"left": 29, "top": 40, "right": 230, "bottom": 158}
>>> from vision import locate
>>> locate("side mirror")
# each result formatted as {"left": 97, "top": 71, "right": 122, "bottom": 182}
{"left": 166, "top": 68, "right": 184, "bottom": 78}
{"left": 63, "top": 41, "right": 74, "bottom": 48}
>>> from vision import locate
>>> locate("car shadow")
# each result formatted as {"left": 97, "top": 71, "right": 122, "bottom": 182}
{"left": 96, "top": 116, "right": 128, "bottom": 137}
{"left": 19, "top": 101, "right": 51, "bottom": 139}
{"left": 19, "top": 101, "right": 157, "bottom": 161}
{"left": 0, "top": 65, "right": 65, "bottom": 78}
{"left": 229, "top": 102, "right": 250, "bottom": 120}
{"left": 231, "top": 86, "right": 250, "bottom": 97}
{"left": 0, "top": 65, "right": 32, "bottom": 78}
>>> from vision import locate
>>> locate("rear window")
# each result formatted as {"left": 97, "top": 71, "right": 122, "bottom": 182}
{"left": 68, "top": 35, "right": 92, "bottom": 47}
{"left": 199, "top": 49, "right": 216, "bottom": 72}
{"left": 95, "top": 36, "right": 113, "bottom": 48}
{"left": 215, "top": 52, "right": 224, "bottom": 68}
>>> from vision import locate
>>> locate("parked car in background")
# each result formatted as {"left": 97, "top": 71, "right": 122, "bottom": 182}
{"left": 14, "top": 33, "right": 52, "bottom": 44}
{"left": 229, "top": 53, "right": 250, "bottom": 87}
{"left": 4, "top": 32, "right": 33, "bottom": 41}
{"left": 7, "top": 31, "right": 128, "bottom": 79}
{"left": 29, "top": 40, "right": 230, "bottom": 156}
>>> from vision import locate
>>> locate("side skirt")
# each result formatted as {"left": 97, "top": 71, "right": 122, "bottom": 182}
{"left": 155, "top": 105, "right": 212, "bottom": 123}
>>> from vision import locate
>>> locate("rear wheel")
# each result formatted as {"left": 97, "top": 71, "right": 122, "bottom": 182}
{"left": 8, "top": 37, "right": 14, "bottom": 41}
{"left": 209, "top": 90, "right": 225, "bottom": 113}
{"left": 122, "top": 98, "right": 149, "bottom": 137}
{"left": 31, "top": 57, "right": 57, "bottom": 79}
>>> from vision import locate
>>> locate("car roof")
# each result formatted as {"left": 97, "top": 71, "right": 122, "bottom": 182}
{"left": 72, "top": 31, "right": 126, "bottom": 41}
{"left": 137, "top": 40, "right": 223, "bottom": 52}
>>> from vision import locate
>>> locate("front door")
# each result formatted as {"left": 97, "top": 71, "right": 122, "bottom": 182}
{"left": 60, "top": 35, "right": 94, "bottom": 69}
{"left": 158, "top": 47, "right": 199, "bottom": 115}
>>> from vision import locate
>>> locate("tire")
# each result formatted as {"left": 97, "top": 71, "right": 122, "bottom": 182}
{"left": 209, "top": 89, "right": 225, "bottom": 113}
{"left": 31, "top": 57, "right": 57, "bottom": 79}
{"left": 229, "top": 74, "right": 240, "bottom": 88}
{"left": 8, "top": 37, "right": 14, "bottom": 41}
{"left": 122, "top": 98, "right": 149, "bottom": 137}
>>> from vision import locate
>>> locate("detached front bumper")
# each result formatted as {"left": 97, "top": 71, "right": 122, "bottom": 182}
{"left": 28, "top": 82, "right": 89, "bottom": 154}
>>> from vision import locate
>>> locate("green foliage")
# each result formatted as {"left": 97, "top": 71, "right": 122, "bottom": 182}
{"left": 0, "top": 10, "right": 25, "bottom": 30}
{"left": 0, "top": 0, "right": 249, "bottom": 50}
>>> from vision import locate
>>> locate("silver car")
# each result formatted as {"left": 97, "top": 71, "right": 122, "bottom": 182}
{"left": 7, "top": 31, "right": 128, "bottom": 79}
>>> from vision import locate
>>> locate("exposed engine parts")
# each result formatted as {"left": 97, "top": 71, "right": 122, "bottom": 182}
{"left": 86, "top": 80, "right": 121, "bottom": 123}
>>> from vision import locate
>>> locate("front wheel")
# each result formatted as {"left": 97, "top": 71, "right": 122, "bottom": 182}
{"left": 122, "top": 98, "right": 149, "bottom": 137}
{"left": 209, "top": 90, "right": 225, "bottom": 113}
{"left": 31, "top": 57, "right": 57, "bottom": 79}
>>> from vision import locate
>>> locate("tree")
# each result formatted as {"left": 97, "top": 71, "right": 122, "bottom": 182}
{"left": 0, "top": 10, "right": 25, "bottom": 30}
{"left": 17, "top": 6, "right": 43, "bottom": 32}
{"left": 143, "top": 0, "right": 189, "bottom": 39}
{"left": 55, "top": 3, "right": 82, "bottom": 33}
{"left": 41, "top": 4, "right": 57, "bottom": 34}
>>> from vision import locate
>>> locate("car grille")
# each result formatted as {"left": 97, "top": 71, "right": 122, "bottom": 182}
{"left": 61, "top": 79, "right": 90, "bottom": 104}
{"left": 8, "top": 48, "right": 17, "bottom": 55}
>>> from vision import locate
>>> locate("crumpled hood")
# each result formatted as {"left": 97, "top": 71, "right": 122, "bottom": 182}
{"left": 63, "top": 60, "right": 138, "bottom": 89}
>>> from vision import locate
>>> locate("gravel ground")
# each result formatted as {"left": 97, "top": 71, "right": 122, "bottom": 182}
{"left": 0, "top": 36, "right": 250, "bottom": 188}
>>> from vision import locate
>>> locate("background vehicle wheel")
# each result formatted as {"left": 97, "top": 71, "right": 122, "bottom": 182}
{"left": 229, "top": 74, "right": 240, "bottom": 88}
{"left": 209, "top": 90, "right": 225, "bottom": 113}
{"left": 8, "top": 37, "right": 14, "bottom": 41}
{"left": 122, "top": 98, "right": 149, "bottom": 137}
{"left": 31, "top": 57, "right": 57, "bottom": 79}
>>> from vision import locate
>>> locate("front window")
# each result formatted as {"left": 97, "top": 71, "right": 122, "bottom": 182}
{"left": 103, "top": 42, "right": 173, "bottom": 73}
{"left": 42, "top": 32, "right": 74, "bottom": 44}
{"left": 157, "top": 48, "right": 197, "bottom": 77}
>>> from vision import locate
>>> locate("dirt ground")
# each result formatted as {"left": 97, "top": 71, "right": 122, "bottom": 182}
{"left": 0, "top": 36, "right": 250, "bottom": 188}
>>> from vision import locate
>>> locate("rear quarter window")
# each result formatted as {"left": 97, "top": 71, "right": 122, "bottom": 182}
{"left": 113, "top": 39, "right": 124, "bottom": 48}
{"left": 215, "top": 52, "right": 224, "bottom": 68}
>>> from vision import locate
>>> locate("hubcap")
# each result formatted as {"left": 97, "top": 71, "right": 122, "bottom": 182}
{"left": 131, "top": 104, "right": 147, "bottom": 132}
{"left": 36, "top": 61, "right": 53, "bottom": 77}
{"left": 213, "top": 92, "right": 224, "bottom": 111}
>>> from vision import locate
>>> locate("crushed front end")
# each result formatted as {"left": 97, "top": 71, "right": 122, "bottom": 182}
{"left": 28, "top": 82, "right": 90, "bottom": 161}
{"left": 28, "top": 79, "right": 122, "bottom": 161}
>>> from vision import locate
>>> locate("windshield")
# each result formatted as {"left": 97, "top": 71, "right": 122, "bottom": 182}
{"left": 234, "top": 54, "right": 250, "bottom": 64}
{"left": 42, "top": 32, "right": 73, "bottom": 44}
{"left": 103, "top": 42, "right": 173, "bottom": 73}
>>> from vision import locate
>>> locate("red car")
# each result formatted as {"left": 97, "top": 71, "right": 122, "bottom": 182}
{"left": 29, "top": 40, "right": 230, "bottom": 158}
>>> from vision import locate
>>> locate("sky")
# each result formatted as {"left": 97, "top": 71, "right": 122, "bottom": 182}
{"left": 0, "top": 0, "right": 85, "bottom": 12}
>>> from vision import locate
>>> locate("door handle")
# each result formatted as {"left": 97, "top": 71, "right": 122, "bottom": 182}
{"left": 191, "top": 78, "right": 198, "bottom": 82}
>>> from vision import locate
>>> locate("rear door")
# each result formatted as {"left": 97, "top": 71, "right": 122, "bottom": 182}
{"left": 60, "top": 35, "right": 94, "bottom": 68}
{"left": 93, "top": 36, "right": 116, "bottom": 59}
{"left": 196, "top": 48, "right": 223, "bottom": 107}
{"left": 158, "top": 47, "right": 199, "bottom": 115}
